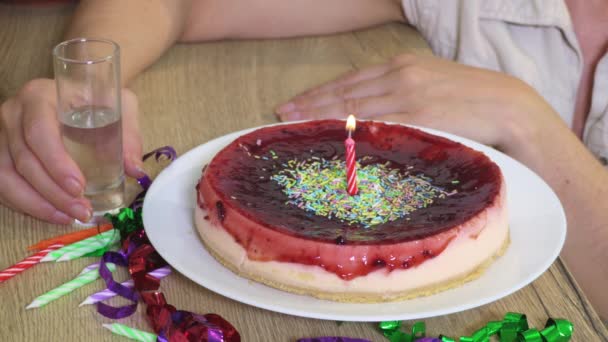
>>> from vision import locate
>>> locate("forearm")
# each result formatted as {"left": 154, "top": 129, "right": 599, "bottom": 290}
{"left": 65, "top": 0, "right": 405, "bottom": 82}
{"left": 507, "top": 115, "right": 608, "bottom": 320}
{"left": 180, "top": 0, "right": 405, "bottom": 42}
{"left": 65, "top": 0, "right": 192, "bottom": 85}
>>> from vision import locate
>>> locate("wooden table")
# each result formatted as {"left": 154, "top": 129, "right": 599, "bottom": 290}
{"left": 1, "top": 4, "right": 607, "bottom": 341}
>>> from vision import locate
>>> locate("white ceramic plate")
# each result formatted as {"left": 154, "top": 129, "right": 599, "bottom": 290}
{"left": 143, "top": 122, "right": 566, "bottom": 322}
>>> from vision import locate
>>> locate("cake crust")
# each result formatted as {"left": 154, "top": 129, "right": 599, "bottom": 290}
{"left": 194, "top": 181, "right": 510, "bottom": 302}
{"left": 201, "top": 233, "right": 509, "bottom": 303}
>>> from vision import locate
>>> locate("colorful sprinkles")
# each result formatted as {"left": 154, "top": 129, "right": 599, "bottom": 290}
{"left": 271, "top": 157, "right": 450, "bottom": 227}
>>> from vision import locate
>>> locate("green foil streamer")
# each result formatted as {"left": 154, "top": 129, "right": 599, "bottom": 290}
{"left": 499, "top": 322, "right": 520, "bottom": 342}
{"left": 380, "top": 312, "right": 573, "bottom": 342}
{"left": 485, "top": 321, "right": 502, "bottom": 336}
{"left": 380, "top": 321, "right": 402, "bottom": 333}
{"left": 539, "top": 319, "right": 573, "bottom": 342}
{"left": 504, "top": 312, "right": 530, "bottom": 331}
{"left": 518, "top": 329, "right": 542, "bottom": 342}
{"left": 411, "top": 322, "right": 426, "bottom": 339}
{"left": 379, "top": 321, "right": 427, "bottom": 342}
{"left": 105, "top": 208, "right": 143, "bottom": 239}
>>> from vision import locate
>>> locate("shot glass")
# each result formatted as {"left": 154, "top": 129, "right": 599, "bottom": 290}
{"left": 53, "top": 38, "right": 124, "bottom": 223}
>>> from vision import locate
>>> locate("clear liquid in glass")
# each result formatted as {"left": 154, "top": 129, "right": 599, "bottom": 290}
{"left": 60, "top": 106, "right": 124, "bottom": 217}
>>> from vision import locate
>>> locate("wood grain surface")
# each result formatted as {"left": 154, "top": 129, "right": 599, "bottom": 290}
{"left": 1, "top": 4, "right": 606, "bottom": 341}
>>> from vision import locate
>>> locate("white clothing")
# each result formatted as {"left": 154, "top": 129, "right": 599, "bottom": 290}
{"left": 402, "top": 0, "right": 608, "bottom": 165}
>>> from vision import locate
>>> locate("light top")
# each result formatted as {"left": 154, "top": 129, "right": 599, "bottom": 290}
{"left": 346, "top": 115, "right": 356, "bottom": 132}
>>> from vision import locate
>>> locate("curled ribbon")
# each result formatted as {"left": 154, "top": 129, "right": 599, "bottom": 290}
{"left": 379, "top": 321, "right": 427, "bottom": 342}
{"left": 297, "top": 338, "right": 372, "bottom": 342}
{"left": 95, "top": 146, "right": 240, "bottom": 341}
{"left": 130, "top": 146, "right": 177, "bottom": 211}
{"left": 380, "top": 313, "right": 573, "bottom": 342}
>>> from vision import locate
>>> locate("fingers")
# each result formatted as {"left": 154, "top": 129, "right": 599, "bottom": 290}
{"left": 276, "top": 54, "right": 419, "bottom": 116}
{"left": 277, "top": 74, "right": 403, "bottom": 121}
{"left": 275, "top": 59, "right": 429, "bottom": 121}
{"left": 2, "top": 81, "right": 92, "bottom": 223}
{"left": 21, "top": 98, "right": 86, "bottom": 196}
{"left": 0, "top": 131, "right": 73, "bottom": 224}
{"left": 4, "top": 108, "right": 92, "bottom": 222}
{"left": 276, "top": 61, "right": 397, "bottom": 115}
{"left": 281, "top": 94, "right": 402, "bottom": 121}
{"left": 0, "top": 187, "right": 16, "bottom": 212}
{"left": 19, "top": 79, "right": 85, "bottom": 197}
{"left": 120, "top": 89, "right": 145, "bottom": 178}
{"left": 282, "top": 75, "right": 398, "bottom": 120}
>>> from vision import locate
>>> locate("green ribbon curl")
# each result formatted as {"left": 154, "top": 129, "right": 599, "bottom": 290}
{"left": 380, "top": 313, "right": 572, "bottom": 342}
{"left": 379, "top": 321, "right": 426, "bottom": 342}
{"left": 105, "top": 207, "right": 143, "bottom": 239}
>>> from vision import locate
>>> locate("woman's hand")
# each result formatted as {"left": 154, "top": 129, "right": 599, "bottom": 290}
{"left": 276, "top": 53, "right": 563, "bottom": 153}
{"left": 0, "top": 78, "right": 144, "bottom": 224}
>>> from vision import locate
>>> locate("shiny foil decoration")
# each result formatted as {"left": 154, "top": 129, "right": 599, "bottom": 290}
{"left": 379, "top": 313, "right": 573, "bottom": 342}
{"left": 95, "top": 146, "right": 240, "bottom": 341}
{"left": 297, "top": 338, "right": 371, "bottom": 342}
{"left": 98, "top": 208, "right": 240, "bottom": 341}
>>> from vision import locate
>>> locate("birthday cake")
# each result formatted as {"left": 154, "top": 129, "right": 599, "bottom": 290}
{"left": 195, "top": 120, "right": 509, "bottom": 302}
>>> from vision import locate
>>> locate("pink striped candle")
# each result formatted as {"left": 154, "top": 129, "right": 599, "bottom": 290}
{"left": 0, "top": 243, "right": 63, "bottom": 283}
{"left": 345, "top": 115, "right": 358, "bottom": 196}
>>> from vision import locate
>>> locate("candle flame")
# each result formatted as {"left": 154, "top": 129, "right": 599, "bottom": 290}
{"left": 346, "top": 115, "right": 356, "bottom": 131}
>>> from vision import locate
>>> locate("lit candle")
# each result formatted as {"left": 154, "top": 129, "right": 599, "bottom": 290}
{"left": 345, "top": 115, "right": 358, "bottom": 195}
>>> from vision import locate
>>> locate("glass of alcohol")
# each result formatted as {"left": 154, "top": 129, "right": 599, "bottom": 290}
{"left": 53, "top": 38, "right": 124, "bottom": 224}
